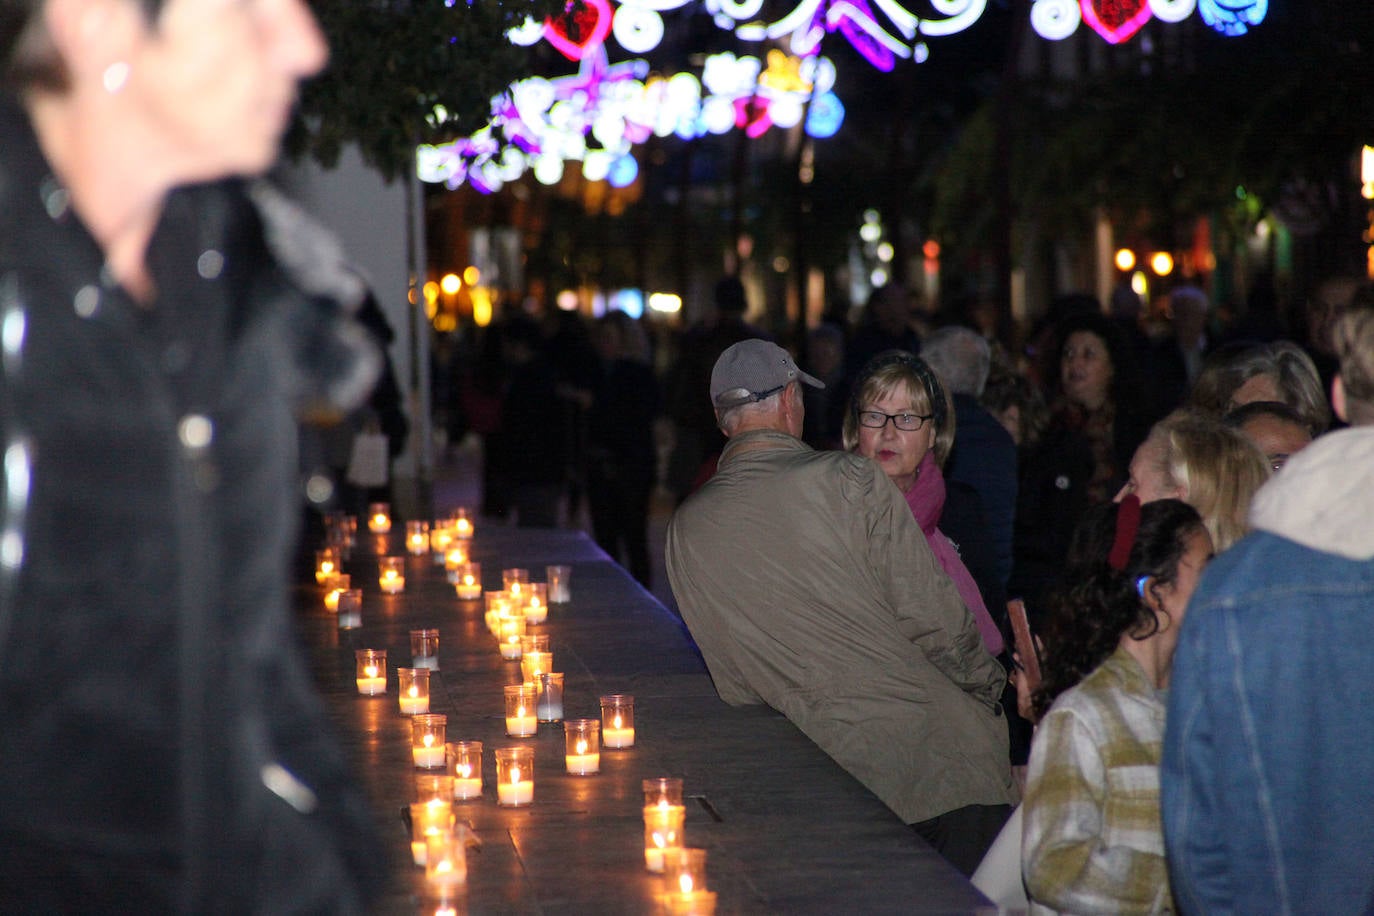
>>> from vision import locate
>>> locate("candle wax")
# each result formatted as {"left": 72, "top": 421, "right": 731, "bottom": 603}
{"left": 399, "top": 695, "right": 429, "bottom": 715}
{"left": 380, "top": 575, "right": 405, "bottom": 595}
{"left": 548, "top": 584, "right": 571, "bottom": 603}
{"left": 414, "top": 745, "right": 447, "bottom": 768}
{"left": 497, "top": 780, "right": 533, "bottom": 806}
{"left": 499, "top": 641, "right": 522, "bottom": 660}
{"left": 356, "top": 676, "right": 386, "bottom": 696}
{"left": 536, "top": 698, "right": 563, "bottom": 722}
{"left": 505, "top": 715, "right": 538, "bottom": 737}
{"left": 338, "top": 611, "right": 361, "bottom": 630}
{"left": 525, "top": 604, "right": 547, "bottom": 625}
{"left": 602, "top": 726, "right": 635, "bottom": 748}
{"left": 455, "top": 584, "right": 482, "bottom": 600}
{"left": 412, "top": 656, "right": 439, "bottom": 670}
{"left": 565, "top": 753, "right": 600, "bottom": 775}
{"left": 453, "top": 777, "right": 483, "bottom": 800}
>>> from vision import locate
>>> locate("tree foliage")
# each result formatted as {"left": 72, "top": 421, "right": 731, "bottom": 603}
{"left": 288, "top": 0, "right": 563, "bottom": 181}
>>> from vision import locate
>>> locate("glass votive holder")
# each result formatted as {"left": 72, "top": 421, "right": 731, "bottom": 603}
{"left": 452, "top": 507, "right": 474, "bottom": 540}
{"left": 497, "top": 613, "right": 526, "bottom": 660}
{"left": 315, "top": 547, "right": 340, "bottom": 584}
{"left": 644, "top": 777, "right": 684, "bottom": 807}
{"left": 447, "top": 740, "right": 483, "bottom": 800}
{"left": 425, "top": 830, "right": 467, "bottom": 893}
{"left": 546, "top": 564, "right": 572, "bottom": 604}
{"left": 523, "top": 582, "right": 548, "bottom": 625}
{"left": 412, "top": 714, "right": 448, "bottom": 769}
{"left": 355, "top": 649, "right": 387, "bottom": 695}
{"left": 323, "top": 573, "right": 350, "bottom": 611}
{"left": 536, "top": 672, "right": 564, "bottom": 723}
{"left": 564, "top": 718, "right": 600, "bottom": 775}
{"left": 520, "top": 649, "right": 552, "bottom": 685}
{"left": 378, "top": 556, "right": 406, "bottom": 594}
{"left": 397, "top": 667, "right": 431, "bottom": 715}
{"left": 494, "top": 746, "right": 534, "bottom": 806}
{"left": 601, "top": 694, "right": 636, "bottom": 748}
{"left": 483, "top": 590, "right": 508, "bottom": 632}
{"left": 339, "top": 514, "right": 358, "bottom": 548}
{"left": 665, "top": 846, "right": 710, "bottom": 892}
{"left": 406, "top": 520, "right": 431, "bottom": 555}
{"left": 503, "top": 684, "right": 538, "bottom": 737}
{"left": 415, "top": 773, "right": 455, "bottom": 805}
{"left": 502, "top": 568, "right": 530, "bottom": 597}
{"left": 411, "top": 628, "right": 440, "bottom": 670}
{"left": 336, "top": 588, "right": 362, "bottom": 629}
{"left": 429, "top": 524, "right": 454, "bottom": 565}
{"left": 441, "top": 545, "right": 468, "bottom": 583}
{"left": 643, "top": 803, "right": 686, "bottom": 872}
{"left": 367, "top": 502, "right": 392, "bottom": 533}
{"left": 454, "top": 563, "right": 482, "bottom": 600}
{"left": 409, "top": 799, "right": 454, "bottom": 866}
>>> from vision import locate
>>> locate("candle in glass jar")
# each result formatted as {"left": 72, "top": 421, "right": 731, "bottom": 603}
{"left": 495, "top": 747, "right": 533, "bottom": 806}
{"left": 536, "top": 672, "right": 564, "bottom": 723}
{"left": 367, "top": 503, "right": 392, "bottom": 534}
{"left": 454, "top": 562, "right": 483, "bottom": 600}
{"left": 504, "top": 685, "right": 538, "bottom": 737}
{"left": 323, "top": 573, "right": 350, "bottom": 611}
{"left": 643, "top": 803, "right": 686, "bottom": 872}
{"left": 601, "top": 695, "right": 636, "bottom": 747}
{"left": 546, "top": 565, "right": 572, "bottom": 603}
{"left": 523, "top": 583, "right": 548, "bottom": 625}
{"left": 315, "top": 548, "right": 339, "bottom": 584}
{"left": 378, "top": 557, "right": 405, "bottom": 594}
{"left": 355, "top": 649, "right": 387, "bottom": 695}
{"left": 425, "top": 831, "right": 467, "bottom": 892}
{"left": 410, "top": 628, "right": 440, "bottom": 670}
{"left": 520, "top": 649, "right": 551, "bottom": 684}
{"left": 447, "top": 741, "right": 483, "bottom": 801}
{"left": 409, "top": 799, "right": 453, "bottom": 866}
{"left": 429, "top": 525, "right": 454, "bottom": 564}
{"left": 406, "top": 520, "right": 430, "bottom": 555}
{"left": 452, "top": 508, "right": 474, "bottom": 540}
{"left": 564, "top": 719, "right": 600, "bottom": 775}
{"left": 397, "top": 667, "right": 431, "bottom": 715}
{"left": 336, "top": 588, "right": 362, "bottom": 629}
{"left": 413, "top": 714, "right": 448, "bottom": 768}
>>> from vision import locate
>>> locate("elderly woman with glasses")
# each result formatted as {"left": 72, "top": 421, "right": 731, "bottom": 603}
{"left": 844, "top": 351, "right": 1005, "bottom": 655}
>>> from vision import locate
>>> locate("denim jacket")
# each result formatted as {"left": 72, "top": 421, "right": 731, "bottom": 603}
{"left": 1161, "top": 427, "right": 1374, "bottom": 915}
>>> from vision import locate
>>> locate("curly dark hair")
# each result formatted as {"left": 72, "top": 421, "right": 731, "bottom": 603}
{"left": 1030, "top": 498, "right": 1204, "bottom": 720}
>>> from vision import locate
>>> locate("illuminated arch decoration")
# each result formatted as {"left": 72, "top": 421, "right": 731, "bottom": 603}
{"left": 417, "top": 46, "right": 845, "bottom": 193}
{"left": 1030, "top": 0, "right": 1264, "bottom": 40}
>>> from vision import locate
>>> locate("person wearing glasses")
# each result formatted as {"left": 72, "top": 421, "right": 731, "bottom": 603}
{"left": 667, "top": 340, "right": 1016, "bottom": 876}
{"left": 843, "top": 351, "right": 1005, "bottom": 656}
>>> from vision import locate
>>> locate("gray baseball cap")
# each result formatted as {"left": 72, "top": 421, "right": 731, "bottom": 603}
{"left": 710, "top": 339, "right": 824, "bottom": 409}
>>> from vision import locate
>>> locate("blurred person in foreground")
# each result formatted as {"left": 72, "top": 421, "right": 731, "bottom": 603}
{"left": 0, "top": 0, "right": 383, "bottom": 909}
{"left": 666, "top": 340, "right": 1016, "bottom": 875}
{"left": 1022, "top": 498, "right": 1210, "bottom": 915}
{"left": 1162, "top": 305, "right": 1374, "bottom": 914}
{"left": 1222, "top": 400, "right": 1314, "bottom": 473}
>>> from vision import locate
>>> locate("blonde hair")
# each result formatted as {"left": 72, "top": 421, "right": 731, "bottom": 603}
{"left": 1150, "top": 410, "right": 1270, "bottom": 551}
{"left": 1190, "top": 341, "right": 1330, "bottom": 434}
{"left": 841, "top": 352, "right": 956, "bottom": 467}
{"left": 1332, "top": 305, "right": 1374, "bottom": 425}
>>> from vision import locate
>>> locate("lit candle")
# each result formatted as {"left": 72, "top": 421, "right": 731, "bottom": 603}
{"left": 429, "top": 525, "right": 454, "bottom": 564}
{"left": 643, "top": 803, "right": 686, "bottom": 873}
{"left": 315, "top": 548, "right": 339, "bottom": 585}
{"left": 409, "top": 800, "right": 453, "bottom": 866}
{"left": 406, "top": 520, "right": 430, "bottom": 556}
{"left": 367, "top": 507, "right": 391, "bottom": 534}
{"left": 498, "top": 613, "right": 525, "bottom": 660}
{"left": 565, "top": 719, "right": 600, "bottom": 775}
{"left": 323, "top": 573, "right": 350, "bottom": 612}
{"left": 398, "top": 667, "right": 431, "bottom": 715}
{"left": 355, "top": 649, "right": 387, "bottom": 695}
{"left": 601, "top": 695, "right": 636, "bottom": 748}
{"left": 379, "top": 557, "right": 406, "bottom": 594}
{"left": 504, "top": 685, "right": 538, "bottom": 737}
{"left": 447, "top": 741, "right": 483, "bottom": 801}
{"left": 425, "top": 832, "right": 466, "bottom": 892}
{"left": 495, "top": 747, "right": 534, "bottom": 807}
{"left": 413, "top": 714, "right": 448, "bottom": 769}
{"left": 523, "top": 583, "right": 549, "bottom": 625}
{"left": 520, "top": 649, "right": 551, "bottom": 684}
{"left": 455, "top": 564, "right": 483, "bottom": 600}
{"left": 443, "top": 546, "right": 468, "bottom": 584}
{"left": 453, "top": 510, "right": 473, "bottom": 540}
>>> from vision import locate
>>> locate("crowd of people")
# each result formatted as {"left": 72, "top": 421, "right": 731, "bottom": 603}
{"left": 652, "top": 279, "right": 1374, "bottom": 913}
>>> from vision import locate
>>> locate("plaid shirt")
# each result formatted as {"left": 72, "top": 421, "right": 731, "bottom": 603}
{"left": 1022, "top": 647, "right": 1174, "bottom": 914}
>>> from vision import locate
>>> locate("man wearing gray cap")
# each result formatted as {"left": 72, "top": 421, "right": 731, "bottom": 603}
{"left": 666, "top": 339, "right": 1017, "bottom": 875}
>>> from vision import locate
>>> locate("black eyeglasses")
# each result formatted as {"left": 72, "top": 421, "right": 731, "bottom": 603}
{"left": 857, "top": 410, "right": 933, "bottom": 431}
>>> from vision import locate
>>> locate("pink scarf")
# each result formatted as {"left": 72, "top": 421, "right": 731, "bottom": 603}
{"left": 905, "top": 453, "right": 1004, "bottom": 655}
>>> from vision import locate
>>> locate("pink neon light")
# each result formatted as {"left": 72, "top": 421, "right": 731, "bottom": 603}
{"left": 1079, "top": 0, "right": 1152, "bottom": 43}
{"left": 545, "top": 0, "right": 613, "bottom": 61}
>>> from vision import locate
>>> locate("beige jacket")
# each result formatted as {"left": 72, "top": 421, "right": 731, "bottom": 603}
{"left": 666, "top": 429, "right": 1017, "bottom": 823}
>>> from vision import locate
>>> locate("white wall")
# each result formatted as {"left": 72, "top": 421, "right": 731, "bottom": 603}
{"left": 279, "top": 146, "right": 432, "bottom": 486}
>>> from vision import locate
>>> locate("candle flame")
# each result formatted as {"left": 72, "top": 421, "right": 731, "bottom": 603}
{"left": 510, "top": 582, "right": 522, "bottom": 595}
{"left": 365, "top": 665, "right": 378, "bottom": 678}
{"left": 457, "top": 763, "right": 471, "bottom": 778}
{"left": 320, "top": 560, "right": 334, "bottom": 574}
{"left": 517, "top": 705, "right": 527, "bottom": 718}
{"left": 510, "top": 767, "right": 522, "bottom": 784}
{"left": 463, "top": 574, "right": 475, "bottom": 586}
{"left": 679, "top": 874, "right": 694, "bottom": 894}
{"left": 613, "top": 714, "right": 623, "bottom": 729}
{"left": 576, "top": 739, "right": 588, "bottom": 755}
{"left": 435, "top": 859, "right": 452, "bottom": 874}
{"left": 408, "top": 685, "right": 419, "bottom": 698}
{"left": 423, "top": 734, "right": 435, "bottom": 748}
{"left": 652, "top": 831, "right": 668, "bottom": 849}
{"left": 373, "top": 514, "right": 386, "bottom": 526}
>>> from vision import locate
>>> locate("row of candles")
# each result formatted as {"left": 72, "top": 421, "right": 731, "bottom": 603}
{"left": 320, "top": 506, "right": 716, "bottom": 913}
